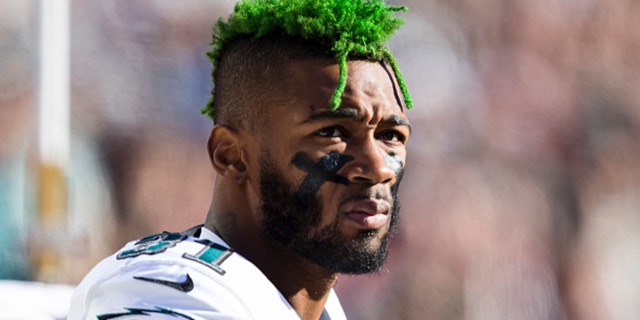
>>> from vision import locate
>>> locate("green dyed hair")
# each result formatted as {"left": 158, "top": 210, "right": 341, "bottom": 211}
{"left": 201, "top": 0, "right": 412, "bottom": 120}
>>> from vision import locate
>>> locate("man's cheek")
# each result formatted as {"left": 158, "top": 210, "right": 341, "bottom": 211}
{"left": 291, "top": 151, "right": 353, "bottom": 210}
{"left": 384, "top": 153, "right": 403, "bottom": 176}
{"left": 385, "top": 153, "right": 404, "bottom": 195}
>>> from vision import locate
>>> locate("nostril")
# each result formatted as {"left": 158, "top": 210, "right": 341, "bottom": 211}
{"left": 349, "top": 170, "right": 395, "bottom": 186}
{"left": 381, "top": 177, "right": 393, "bottom": 184}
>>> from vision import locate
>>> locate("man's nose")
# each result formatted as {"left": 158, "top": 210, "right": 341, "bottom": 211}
{"left": 345, "top": 137, "right": 398, "bottom": 185}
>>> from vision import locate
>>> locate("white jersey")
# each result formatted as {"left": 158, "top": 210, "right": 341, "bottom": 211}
{"left": 69, "top": 226, "right": 347, "bottom": 320}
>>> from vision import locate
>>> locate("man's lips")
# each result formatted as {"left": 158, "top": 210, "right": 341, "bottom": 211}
{"left": 343, "top": 199, "right": 391, "bottom": 230}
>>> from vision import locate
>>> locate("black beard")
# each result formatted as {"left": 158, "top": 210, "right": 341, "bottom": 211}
{"left": 258, "top": 153, "right": 402, "bottom": 274}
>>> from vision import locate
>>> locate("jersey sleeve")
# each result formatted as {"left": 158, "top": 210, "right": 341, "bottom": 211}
{"left": 69, "top": 230, "right": 308, "bottom": 320}
{"left": 68, "top": 241, "right": 253, "bottom": 319}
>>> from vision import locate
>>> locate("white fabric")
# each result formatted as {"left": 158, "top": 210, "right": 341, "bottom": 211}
{"left": 68, "top": 227, "right": 347, "bottom": 320}
{"left": 0, "top": 280, "right": 75, "bottom": 320}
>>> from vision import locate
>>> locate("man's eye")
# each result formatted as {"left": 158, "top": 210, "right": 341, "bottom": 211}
{"left": 378, "top": 131, "right": 405, "bottom": 143}
{"left": 317, "top": 127, "right": 344, "bottom": 138}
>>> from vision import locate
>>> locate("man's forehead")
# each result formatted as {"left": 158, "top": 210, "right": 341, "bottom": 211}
{"left": 286, "top": 59, "right": 408, "bottom": 115}
{"left": 304, "top": 107, "right": 411, "bottom": 131}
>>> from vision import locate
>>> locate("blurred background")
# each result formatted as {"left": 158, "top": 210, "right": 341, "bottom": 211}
{"left": 1, "top": 0, "right": 640, "bottom": 319}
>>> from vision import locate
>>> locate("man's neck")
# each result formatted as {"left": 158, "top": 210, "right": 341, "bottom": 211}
{"left": 257, "top": 243, "right": 339, "bottom": 320}
{"left": 213, "top": 223, "right": 338, "bottom": 319}
{"left": 205, "top": 190, "right": 339, "bottom": 320}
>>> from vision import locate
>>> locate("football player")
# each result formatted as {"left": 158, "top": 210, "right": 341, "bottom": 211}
{"left": 69, "top": 0, "right": 412, "bottom": 319}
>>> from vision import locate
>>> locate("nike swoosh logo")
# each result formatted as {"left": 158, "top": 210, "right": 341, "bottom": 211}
{"left": 134, "top": 274, "right": 194, "bottom": 293}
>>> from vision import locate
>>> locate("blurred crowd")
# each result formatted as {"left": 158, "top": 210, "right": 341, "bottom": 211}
{"left": 1, "top": 0, "right": 639, "bottom": 319}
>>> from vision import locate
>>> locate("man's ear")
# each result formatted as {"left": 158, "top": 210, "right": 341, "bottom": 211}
{"left": 207, "top": 125, "right": 248, "bottom": 183}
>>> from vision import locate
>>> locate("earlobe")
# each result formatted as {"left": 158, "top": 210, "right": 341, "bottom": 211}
{"left": 207, "top": 125, "right": 248, "bottom": 183}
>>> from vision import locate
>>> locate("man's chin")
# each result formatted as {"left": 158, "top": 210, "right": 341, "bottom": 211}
{"left": 304, "top": 236, "right": 390, "bottom": 274}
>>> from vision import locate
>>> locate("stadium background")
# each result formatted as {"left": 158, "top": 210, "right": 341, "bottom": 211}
{"left": 2, "top": 0, "right": 640, "bottom": 318}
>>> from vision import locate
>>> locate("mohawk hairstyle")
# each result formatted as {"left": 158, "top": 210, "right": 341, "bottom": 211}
{"left": 201, "top": 0, "right": 412, "bottom": 120}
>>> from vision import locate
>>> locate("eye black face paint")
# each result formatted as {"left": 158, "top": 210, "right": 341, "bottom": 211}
{"left": 384, "top": 153, "right": 403, "bottom": 176}
{"left": 385, "top": 153, "right": 404, "bottom": 196}
{"left": 259, "top": 151, "right": 353, "bottom": 245}
{"left": 291, "top": 151, "right": 353, "bottom": 210}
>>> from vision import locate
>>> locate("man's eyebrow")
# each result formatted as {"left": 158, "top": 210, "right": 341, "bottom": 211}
{"left": 302, "top": 109, "right": 412, "bottom": 132}
{"left": 302, "top": 109, "right": 361, "bottom": 122}
{"left": 385, "top": 115, "right": 412, "bottom": 132}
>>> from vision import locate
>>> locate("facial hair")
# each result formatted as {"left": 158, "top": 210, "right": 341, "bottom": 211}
{"left": 258, "top": 153, "right": 402, "bottom": 274}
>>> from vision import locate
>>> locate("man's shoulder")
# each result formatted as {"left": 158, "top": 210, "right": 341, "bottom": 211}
{"left": 113, "top": 226, "right": 233, "bottom": 275}
{"left": 68, "top": 226, "right": 301, "bottom": 320}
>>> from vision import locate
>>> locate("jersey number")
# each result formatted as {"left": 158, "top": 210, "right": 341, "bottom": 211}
{"left": 116, "top": 232, "right": 187, "bottom": 259}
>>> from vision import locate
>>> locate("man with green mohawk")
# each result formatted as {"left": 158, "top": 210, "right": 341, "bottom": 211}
{"left": 69, "top": 0, "right": 412, "bottom": 319}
